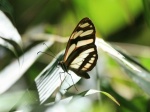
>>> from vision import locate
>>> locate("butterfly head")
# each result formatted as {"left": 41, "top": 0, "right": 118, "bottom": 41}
{"left": 58, "top": 61, "right": 63, "bottom": 66}
{"left": 58, "top": 61, "right": 68, "bottom": 72}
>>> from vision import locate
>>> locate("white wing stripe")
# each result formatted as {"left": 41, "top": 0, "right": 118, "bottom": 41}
{"left": 70, "top": 64, "right": 80, "bottom": 69}
{"left": 91, "top": 58, "right": 95, "bottom": 61}
{"left": 77, "top": 39, "right": 93, "bottom": 47}
{"left": 82, "top": 68, "right": 87, "bottom": 70}
{"left": 71, "top": 58, "right": 83, "bottom": 64}
{"left": 71, "top": 47, "right": 95, "bottom": 65}
{"left": 80, "top": 48, "right": 94, "bottom": 54}
{"left": 89, "top": 60, "right": 94, "bottom": 63}
{"left": 85, "top": 63, "right": 91, "bottom": 68}
{"left": 80, "top": 30, "right": 93, "bottom": 37}
{"left": 65, "top": 44, "right": 75, "bottom": 61}
{"left": 79, "top": 23, "right": 90, "bottom": 28}
{"left": 71, "top": 48, "right": 95, "bottom": 65}
{"left": 73, "top": 31, "right": 83, "bottom": 39}
{"left": 79, "top": 53, "right": 89, "bottom": 58}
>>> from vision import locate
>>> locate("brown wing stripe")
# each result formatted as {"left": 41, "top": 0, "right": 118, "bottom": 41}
{"left": 67, "top": 44, "right": 98, "bottom": 70}
{"left": 78, "top": 46, "right": 98, "bottom": 71}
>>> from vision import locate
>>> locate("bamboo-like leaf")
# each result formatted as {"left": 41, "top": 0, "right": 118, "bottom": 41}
{"left": 100, "top": 91, "right": 120, "bottom": 106}
{"left": 0, "top": 41, "right": 53, "bottom": 94}
{"left": 96, "top": 38, "right": 150, "bottom": 95}
{"left": 0, "top": 11, "right": 22, "bottom": 56}
{"left": 32, "top": 89, "right": 119, "bottom": 112}
{"left": 0, "top": 0, "right": 14, "bottom": 23}
{"left": 78, "top": 89, "right": 120, "bottom": 106}
{"left": 35, "top": 51, "right": 81, "bottom": 104}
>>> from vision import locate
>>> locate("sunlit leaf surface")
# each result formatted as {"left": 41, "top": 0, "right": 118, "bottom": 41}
{"left": 0, "top": 41, "right": 53, "bottom": 94}
{"left": 33, "top": 89, "right": 119, "bottom": 112}
{"left": 96, "top": 38, "right": 150, "bottom": 95}
{"left": 35, "top": 51, "right": 81, "bottom": 104}
{"left": 0, "top": 11, "right": 22, "bottom": 53}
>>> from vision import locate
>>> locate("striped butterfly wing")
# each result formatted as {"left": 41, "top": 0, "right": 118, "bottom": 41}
{"left": 63, "top": 17, "right": 98, "bottom": 79}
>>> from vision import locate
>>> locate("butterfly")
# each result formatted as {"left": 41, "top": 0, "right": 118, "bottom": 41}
{"left": 58, "top": 17, "right": 98, "bottom": 79}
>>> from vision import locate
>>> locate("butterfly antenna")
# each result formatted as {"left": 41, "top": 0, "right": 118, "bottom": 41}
{"left": 43, "top": 43, "right": 56, "bottom": 58}
{"left": 37, "top": 51, "right": 56, "bottom": 59}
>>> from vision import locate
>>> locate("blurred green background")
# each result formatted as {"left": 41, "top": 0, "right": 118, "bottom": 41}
{"left": 1, "top": 0, "right": 150, "bottom": 111}
{"left": 9, "top": 0, "right": 148, "bottom": 44}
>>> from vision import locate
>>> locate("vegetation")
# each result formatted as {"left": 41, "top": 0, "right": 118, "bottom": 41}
{"left": 0, "top": 0, "right": 150, "bottom": 111}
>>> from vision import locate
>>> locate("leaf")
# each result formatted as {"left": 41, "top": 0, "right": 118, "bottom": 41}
{"left": 78, "top": 89, "right": 120, "bottom": 106}
{"left": 0, "top": 41, "right": 54, "bottom": 94}
{"left": 31, "top": 89, "right": 119, "bottom": 112}
{"left": 35, "top": 50, "right": 81, "bottom": 104}
{"left": 0, "top": 0, "right": 14, "bottom": 23}
{"left": 96, "top": 38, "right": 150, "bottom": 95}
{"left": 0, "top": 11, "right": 22, "bottom": 56}
{"left": 100, "top": 91, "right": 120, "bottom": 106}
{"left": 0, "top": 90, "right": 38, "bottom": 112}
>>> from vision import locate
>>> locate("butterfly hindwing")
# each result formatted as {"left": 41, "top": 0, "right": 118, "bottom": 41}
{"left": 69, "top": 68, "right": 90, "bottom": 79}
{"left": 69, "top": 44, "right": 98, "bottom": 78}
{"left": 62, "top": 17, "right": 98, "bottom": 79}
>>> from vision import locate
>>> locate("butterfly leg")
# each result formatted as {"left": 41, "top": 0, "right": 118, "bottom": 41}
{"left": 59, "top": 72, "right": 70, "bottom": 89}
{"left": 67, "top": 72, "right": 78, "bottom": 91}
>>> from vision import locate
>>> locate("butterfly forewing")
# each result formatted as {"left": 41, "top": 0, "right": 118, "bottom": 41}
{"left": 61, "top": 17, "right": 98, "bottom": 79}
{"left": 64, "top": 18, "right": 96, "bottom": 62}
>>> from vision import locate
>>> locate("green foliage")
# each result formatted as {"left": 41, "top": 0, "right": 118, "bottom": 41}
{"left": 1, "top": 0, "right": 150, "bottom": 112}
{"left": 143, "top": 0, "right": 150, "bottom": 27}
{"left": 73, "top": 0, "right": 143, "bottom": 36}
{"left": 0, "top": 0, "right": 15, "bottom": 25}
